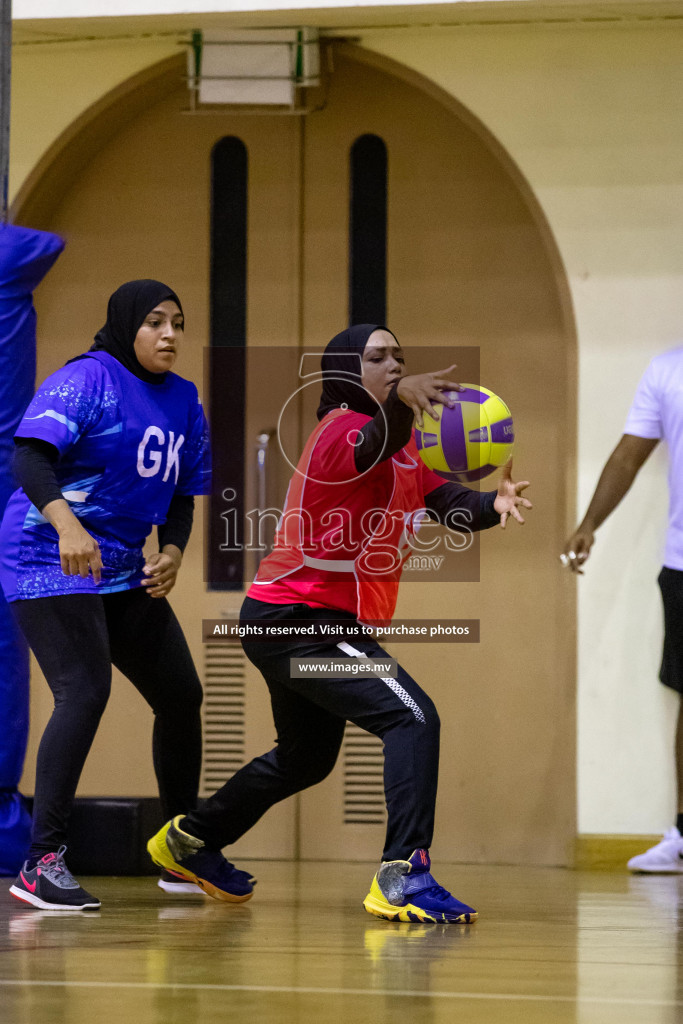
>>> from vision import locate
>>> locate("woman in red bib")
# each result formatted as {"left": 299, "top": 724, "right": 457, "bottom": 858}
{"left": 149, "top": 325, "right": 531, "bottom": 922}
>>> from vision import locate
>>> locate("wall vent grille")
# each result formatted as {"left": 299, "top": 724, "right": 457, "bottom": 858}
{"left": 342, "top": 723, "right": 386, "bottom": 826}
{"left": 200, "top": 643, "right": 246, "bottom": 797}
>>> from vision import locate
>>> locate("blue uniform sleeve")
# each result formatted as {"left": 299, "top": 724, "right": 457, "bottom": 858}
{"left": 14, "top": 360, "right": 106, "bottom": 454}
{"left": 176, "top": 392, "right": 211, "bottom": 496}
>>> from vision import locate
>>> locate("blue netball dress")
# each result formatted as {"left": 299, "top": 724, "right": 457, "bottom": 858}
{"left": 0, "top": 351, "right": 210, "bottom": 602}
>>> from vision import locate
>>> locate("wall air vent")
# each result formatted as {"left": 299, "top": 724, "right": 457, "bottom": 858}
{"left": 342, "top": 723, "right": 386, "bottom": 826}
{"left": 201, "top": 643, "right": 246, "bottom": 797}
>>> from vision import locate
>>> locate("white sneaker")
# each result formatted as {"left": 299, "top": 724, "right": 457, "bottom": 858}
{"left": 627, "top": 828, "right": 683, "bottom": 873}
{"left": 157, "top": 869, "right": 207, "bottom": 895}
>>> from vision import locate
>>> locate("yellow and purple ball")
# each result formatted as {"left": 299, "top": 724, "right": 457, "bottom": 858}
{"left": 414, "top": 384, "right": 514, "bottom": 483}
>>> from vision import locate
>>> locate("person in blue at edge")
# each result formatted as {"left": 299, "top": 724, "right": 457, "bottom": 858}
{"left": 0, "top": 280, "right": 212, "bottom": 911}
{"left": 147, "top": 324, "right": 532, "bottom": 923}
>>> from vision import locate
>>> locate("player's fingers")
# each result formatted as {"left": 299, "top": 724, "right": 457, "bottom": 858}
{"left": 90, "top": 551, "right": 102, "bottom": 584}
{"left": 499, "top": 511, "right": 508, "bottom": 529}
{"left": 421, "top": 400, "right": 440, "bottom": 421}
{"left": 432, "top": 378, "right": 463, "bottom": 394}
{"left": 431, "top": 366, "right": 463, "bottom": 389}
{"left": 151, "top": 567, "right": 176, "bottom": 585}
{"left": 431, "top": 364, "right": 458, "bottom": 378}
{"left": 517, "top": 497, "right": 533, "bottom": 509}
{"left": 429, "top": 387, "right": 455, "bottom": 408}
{"left": 563, "top": 548, "right": 588, "bottom": 573}
{"left": 510, "top": 506, "right": 525, "bottom": 525}
{"left": 148, "top": 583, "right": 171, "bottom": 597}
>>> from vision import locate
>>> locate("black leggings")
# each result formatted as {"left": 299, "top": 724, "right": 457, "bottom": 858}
{"left": 183, "top": 597, "right": 440, "bottom": 861}
{"left": 12, "top": 588, "right": 203, "bottom": 859}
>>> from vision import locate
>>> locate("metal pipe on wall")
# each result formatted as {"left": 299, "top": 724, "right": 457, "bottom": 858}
{"left": 0, "top": 1, "right": 10, "bottom": 223}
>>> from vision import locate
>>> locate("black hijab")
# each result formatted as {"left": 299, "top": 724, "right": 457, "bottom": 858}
{"left": 316, "top": 323, "right": 398, "bottom": 421}
{"left": 86, "top": 279, "right": 183, "bottom": 385}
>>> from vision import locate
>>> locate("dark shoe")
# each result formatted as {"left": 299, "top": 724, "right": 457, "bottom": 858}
{"left": 147, "top": 816, "right": 255, "bottom": 903}
{"left": 157, "top": 868, "right": 207, "bottom": 896}
{"left": 363, "top": 849, "right": 477, "bottom": 923}
{"left": 9, "top": 847, "right": 100, "bottom": 911}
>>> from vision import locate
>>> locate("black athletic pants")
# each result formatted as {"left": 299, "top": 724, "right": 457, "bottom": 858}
{"left": 183, "top": 596, "right": 440, "bottom": 862}
{"left": 12, "top": 588, "right": 203, "bottom": 859}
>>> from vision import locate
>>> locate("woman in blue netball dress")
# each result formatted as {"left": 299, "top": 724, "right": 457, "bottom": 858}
{"left": 0, "top": 280, "right": 211, "bottom": 910}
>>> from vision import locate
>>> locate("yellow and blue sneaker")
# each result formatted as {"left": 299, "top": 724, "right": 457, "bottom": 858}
{"left": 157, "top": 868, "right": 208, "bottom": 896}
{"left": 363, "top": 849, "right": 477, "bottom": 923}
{"left": 147, "top": 816, "right": 255, "bottom": 904}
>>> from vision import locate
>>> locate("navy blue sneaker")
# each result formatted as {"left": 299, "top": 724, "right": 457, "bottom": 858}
{"left": 147, "top": 816, "right": 255, "bottom": 903}
{"left": 363, "top": 848, "right": 477, "bottom": 923}
{"left": 10, "top": 847, "right": 100, "bottom": 911}
{"left": 157, "top": 868, "right": 207, "bottom": 896}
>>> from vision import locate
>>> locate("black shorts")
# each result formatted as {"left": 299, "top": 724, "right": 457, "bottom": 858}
{"left": 658, "top": 567, "right": 683, "bottom": 693}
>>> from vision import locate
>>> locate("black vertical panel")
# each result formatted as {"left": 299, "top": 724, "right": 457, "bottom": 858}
{"left": 211, "top": 136, "right": 247, "bottom": 348}
{"left": 349, "top": 134, "right": 387, "bottom": 325}
{"left": 208, "top": 137, "right": 247, "bottom": 589}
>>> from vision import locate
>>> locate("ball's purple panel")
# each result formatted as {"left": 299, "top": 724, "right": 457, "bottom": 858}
{"left": 468, "top": 426, "right": 488, "bottom": 443}
{"left": 458, "top": 462, "right": 497, "bottom": 481}
{"left": 451, "top": 387, "right": 487, "bottom": 405}
{"left": 490, "top": 417, "right": 514, "bottom": 444}
{"left": 415, "top": 430, "right": 439, "bottom": 452}
{"left": 464, "top": 463, "right": 497, "bottom": 481}
{"left": 434, "top": 462, "right": 498, "bottom": 483}
{"left": 439, "top": 403, "right": 468, "bottom": 471}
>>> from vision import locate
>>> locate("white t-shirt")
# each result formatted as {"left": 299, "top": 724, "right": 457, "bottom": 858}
{"left": 624, "top": 346, "right": 683, "bottom": 570}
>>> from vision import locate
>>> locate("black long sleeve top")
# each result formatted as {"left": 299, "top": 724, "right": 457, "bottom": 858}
{"left": 13, "top": 438, "right": 195, "bottom": 552}
{"left": 352, "top": 383, "right": 500, "bottom": 531}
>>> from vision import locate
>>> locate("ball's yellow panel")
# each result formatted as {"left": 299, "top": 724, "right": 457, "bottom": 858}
{"left": 414, "top": 383, "right": 513, "bottom": 482}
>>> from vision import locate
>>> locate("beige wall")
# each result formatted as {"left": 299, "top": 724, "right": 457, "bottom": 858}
{"left": 353, "top": 21, "right": 683, "bottom": 836}
{"left": 10, "top": 16, "right": 683, "bottom": 837}
{"left": 10, "top": 38, "right": 178, "bottom": 204}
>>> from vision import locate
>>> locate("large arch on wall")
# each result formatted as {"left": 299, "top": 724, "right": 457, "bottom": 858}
{"left": 13, "top": 44, "right": 575, "bottom": 336}
{"left": 13, "top": 43, "right": 578, "bottom": 866}
{"left": 12, "top": 40, "right": 577, "bottom": 538}
{"left": 336, "top": 41, "right": 577, "bottom": 359}
{"left": 11, "top": 53, "right": 183, "bottom": 227}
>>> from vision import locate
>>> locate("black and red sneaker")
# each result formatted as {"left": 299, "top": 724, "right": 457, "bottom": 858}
{"left": 10, "top": 847, "right": 100, "bottom": 911}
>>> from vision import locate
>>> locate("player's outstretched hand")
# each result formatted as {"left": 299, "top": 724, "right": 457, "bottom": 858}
{"left": 560, "top": 527, "right": 594, "bottom": 574}
{"left": 397, "top": 365, "right": 464, "bottom": 429}
{"left": 142, "top": 546, "right": 183, "bottom": 597}
{"left": 493, "top": 458, "right": 532, "bottom": 529}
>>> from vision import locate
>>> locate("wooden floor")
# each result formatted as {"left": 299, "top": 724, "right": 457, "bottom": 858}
{"left": 1, "top": 861, "right": 682, "bottom": 1024}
